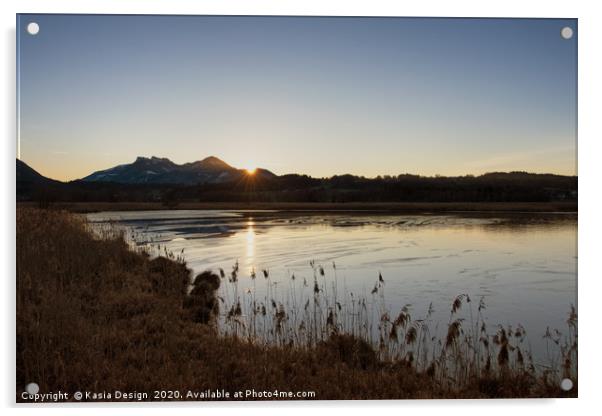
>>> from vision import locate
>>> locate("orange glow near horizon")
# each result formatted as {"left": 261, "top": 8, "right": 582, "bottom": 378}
{"left": 17, "top": 153, "right": 578, "bottom": 183}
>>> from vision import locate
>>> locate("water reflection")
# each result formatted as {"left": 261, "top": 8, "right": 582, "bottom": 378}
{"left": 245, "top": 218, "right": 255, "bottom": 265}
{"left": 87, "top": 210, "right": 577, "bottom": 361}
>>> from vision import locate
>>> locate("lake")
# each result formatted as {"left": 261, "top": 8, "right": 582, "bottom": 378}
{"left": 87, "top": 210, "right": 577, "bottom": 364}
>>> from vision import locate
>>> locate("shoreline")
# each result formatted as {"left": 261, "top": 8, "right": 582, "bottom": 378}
{"left": 16, "top": 208, "right": 577, "bottom": 400}
{"left": 17, "top": 201, "right": 578, "bottom": 214}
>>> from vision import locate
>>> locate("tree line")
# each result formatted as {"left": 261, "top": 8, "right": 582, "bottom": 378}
{"left": 19, "top": 171, "right": 577, "bottom": 205}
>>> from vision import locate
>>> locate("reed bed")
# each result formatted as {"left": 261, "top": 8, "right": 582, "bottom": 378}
{"left": 200, "top": 260, "right": 577, "bottom": 391}
{"left": 17, "top": 208, "right": 577, "bottom": 400}
{"left": 130, "top": 214, "right": 578, "bottom": 394}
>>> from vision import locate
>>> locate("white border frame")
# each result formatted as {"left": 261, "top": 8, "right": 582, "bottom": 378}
{"left": 3, "top": 1, "right": 600, "bottom": 415}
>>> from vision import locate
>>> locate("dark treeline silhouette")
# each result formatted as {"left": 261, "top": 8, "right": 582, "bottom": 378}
{"left": 192, "top": 172, "right": 576, "bottom": 203}
{"left": 18, "top": 163, "right": 577, "bottom": 205}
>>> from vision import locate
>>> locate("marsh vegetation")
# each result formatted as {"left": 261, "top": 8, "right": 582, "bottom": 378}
{"left": 17, "top": 208, "right": 577, "bottom": 400}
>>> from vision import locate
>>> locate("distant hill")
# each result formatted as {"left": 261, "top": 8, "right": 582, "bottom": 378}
{"left": 17, "top": 159, "right": 60, "bottom": 185}
{"left": 16, "top": 158, "right": 577, "bottom": 205}
{"left": 82, "top": 156, "right": 276, "bottom": 185}
{"left": 16, "top": 159, "right": 65, "bottom": 202}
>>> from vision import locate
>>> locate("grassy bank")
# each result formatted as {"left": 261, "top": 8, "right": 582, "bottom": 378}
{"left": 18, "top": 200, "right": 578, "bottom": 214}
{"left": 16, "top": 208, "right": 577, "bottom": 400}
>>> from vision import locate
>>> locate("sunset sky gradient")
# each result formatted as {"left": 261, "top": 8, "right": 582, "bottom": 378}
{"left": 17, "top": 15, "right": 577, "bottom": 181}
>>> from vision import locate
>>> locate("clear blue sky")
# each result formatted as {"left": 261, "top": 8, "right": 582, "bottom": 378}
{"left": 17, "top": 15, "right": 577, "bottom": 180}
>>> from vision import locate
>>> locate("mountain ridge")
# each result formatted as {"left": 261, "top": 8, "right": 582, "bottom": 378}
{"left": 16, "top": 159, "right": 65, "bottom": 187}
{"left": 82, "top": 156, "right": 275, "bottom": 185}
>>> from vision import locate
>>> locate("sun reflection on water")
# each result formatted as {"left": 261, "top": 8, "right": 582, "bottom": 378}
{"left": 245, "top": 218, "right": 255, "bottom": 265}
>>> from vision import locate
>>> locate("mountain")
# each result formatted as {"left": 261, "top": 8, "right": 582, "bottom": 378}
{"left": 81, "top": 156, "right": 276, "bottom": 185}
{"left": 17, "top": 159, "right": 58, "bottom": 185}
{"left": 17, "top": 159, "right": 65, "bottom": 201}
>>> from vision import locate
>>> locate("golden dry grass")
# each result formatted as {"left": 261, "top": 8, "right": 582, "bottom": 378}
{"left": 16, "top": 208, "right": 577, "bottom": 401}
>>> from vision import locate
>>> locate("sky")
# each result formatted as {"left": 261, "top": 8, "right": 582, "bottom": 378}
{"left": 17, "top": 15, "right": 577, "bottom": 181}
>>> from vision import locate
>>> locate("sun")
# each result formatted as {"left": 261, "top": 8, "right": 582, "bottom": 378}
{"left": 245, "top": 166, "right": 257, "bottom": 175}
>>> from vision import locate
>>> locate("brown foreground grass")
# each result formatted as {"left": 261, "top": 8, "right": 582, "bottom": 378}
{"left": 16, "top": 208, "right": 577, "bottom": 401}
{"left": 18, "top": 200, "right": 578, "bottom": 213}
